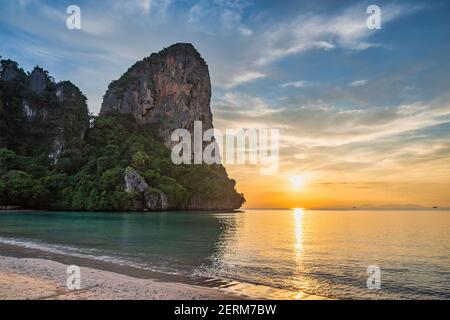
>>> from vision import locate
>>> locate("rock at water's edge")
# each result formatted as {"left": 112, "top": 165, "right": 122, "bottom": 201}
{"left": 124, "top": 167, "right": 169, "bottom": 211}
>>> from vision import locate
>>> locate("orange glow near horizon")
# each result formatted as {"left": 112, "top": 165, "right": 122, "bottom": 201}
{"left": 224, "top": 161, "right": 450, "bottom": 209}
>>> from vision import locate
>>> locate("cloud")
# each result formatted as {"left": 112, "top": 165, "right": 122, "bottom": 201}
{"left": 214, "top": 87, "right": 450, "bottom": 154}
{"left": 255, "top": 3, "right": 420, "bottom": 65}
{"left": 108, "top": 0, "right": 171, "bottom": 15}
{"left": 135, "top": 0, "right": 152, "bottom": 13}
{"left": 238, "top": 26, "right": 254, "bottom": 36}
{"left": 349, "top": 79, "right": 368, "bottom": 87}
{"left": 280, "top": 81, "right": 307, "bottom": 88}
{"left": 262, "top": 99, "right": 450, "bottom": 195}
{"left": 216, "top": 71, "right": 266, "bottom": 88}
{"left": 280, "top": 102, "right": 450, "bottom": 148}
{"left": 16, "top": 0, "right": 35, "bottom": 8}
{"left": 188, "top": 0, "right": 252, "bottom": 36}
{"left": 213, "top": 92, "right": 282, "bottom": 119}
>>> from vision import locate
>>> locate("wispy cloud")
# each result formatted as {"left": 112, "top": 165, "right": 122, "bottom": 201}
{"left": 214, "top": 92, "right": 283, "bottom": 118}
{"left": 188, "top": 0, "right": 253, "bottom": 36}
{"left": 216, "top": 71, "right": 266, "bottom": 88}
{"left": 280, "top": 81, "right": 308, "bottom": 88}
{"left": 109, "top": 0, "right": 171, "bottom": 15}
{"left": 349, "top": 79, "right": 368, "bottom": 87}
{"left": 255, "top": 3, "right": 420, "bottom": 65}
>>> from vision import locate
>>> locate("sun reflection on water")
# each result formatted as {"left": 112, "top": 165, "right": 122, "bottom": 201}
{"left": 293, "top": 208, "right": 304, "bottom": 258}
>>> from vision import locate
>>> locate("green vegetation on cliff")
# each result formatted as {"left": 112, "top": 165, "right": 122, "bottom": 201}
{"left": 0, "top": 114, "right": 244, "bottom": 210}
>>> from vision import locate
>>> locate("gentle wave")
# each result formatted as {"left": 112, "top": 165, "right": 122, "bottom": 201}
{"left": 0, "top": 236, "right": 130, "bottom": 263}
{"left": 0, "top": 236, "right": 182, "bottom": 276}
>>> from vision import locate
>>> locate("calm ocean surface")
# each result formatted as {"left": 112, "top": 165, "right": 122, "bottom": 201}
{"left": 0, "top": 209, "right": 449, "bottom": 299}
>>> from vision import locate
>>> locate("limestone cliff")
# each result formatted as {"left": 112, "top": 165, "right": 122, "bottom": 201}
{"left": 0, "top": 60, "right": 89, "bottom": 160}
{"left": 100, "top": 43, "right": 213, "bottom": 147}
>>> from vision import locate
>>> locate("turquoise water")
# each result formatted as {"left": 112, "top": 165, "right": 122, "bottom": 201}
{"left": 0, "top": 209, "right": 449, "bottom": 299}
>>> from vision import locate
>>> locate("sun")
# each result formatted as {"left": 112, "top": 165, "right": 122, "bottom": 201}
{"left": 290, "top": 175, "right": 306, "bottom": 189}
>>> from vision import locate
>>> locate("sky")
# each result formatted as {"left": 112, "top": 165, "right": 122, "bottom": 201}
{"left": 1, "top": 0, "right": 449, "bottom": 209}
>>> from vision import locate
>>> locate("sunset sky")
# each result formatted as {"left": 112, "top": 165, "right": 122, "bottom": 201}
{"left": 1, "top": 0, "right": 449, "bottom": 209}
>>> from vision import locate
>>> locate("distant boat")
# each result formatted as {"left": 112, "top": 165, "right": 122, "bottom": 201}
{"left": 432, "top": 206, "right": 438, "bottom": 209}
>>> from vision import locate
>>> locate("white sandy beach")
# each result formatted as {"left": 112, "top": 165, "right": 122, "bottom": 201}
{"left": 0, "top": 255, "right": 240, "bottom": 300}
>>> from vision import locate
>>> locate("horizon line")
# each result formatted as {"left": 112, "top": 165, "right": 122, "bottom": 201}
{"left": 243, "top": 207, "right": 450, "bottom": 211}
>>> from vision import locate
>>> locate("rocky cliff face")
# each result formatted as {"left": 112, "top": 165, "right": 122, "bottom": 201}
{"left": 124, "top": 167, "right": 169, "bottom": 211}
{"left": 0, "top": 60, "right": 89, "bottom": 160}
{"left": 28, "top": 67, "right": 50, "bottom": 95}
{"left": 100, "top": 43, "right": 213, "bottom": 147}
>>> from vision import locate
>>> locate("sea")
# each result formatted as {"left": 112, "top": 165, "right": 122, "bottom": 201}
{"left": 0, "top": 209, "right": 449, "bottom": 299}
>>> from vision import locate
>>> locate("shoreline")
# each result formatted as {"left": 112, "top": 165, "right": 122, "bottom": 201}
{"left": 0, "top": 243, "right": 329, "bottom": 300}
{"left": 0, "top": 208, "right": 244, "bottom": 213}
{"left": 0, "top": 255, "right": 240, "bottom": 300}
